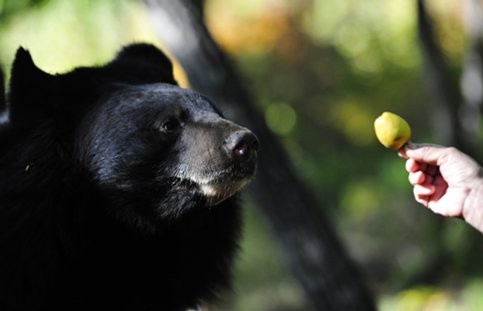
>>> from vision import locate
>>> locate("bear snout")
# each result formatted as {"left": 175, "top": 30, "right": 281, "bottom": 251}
{"left": 223, "top": 129, "right": 259, "bottom": 166}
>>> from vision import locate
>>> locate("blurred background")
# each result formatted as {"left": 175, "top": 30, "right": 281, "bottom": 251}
{"left": 1, "top": 0, "right": 482, "bottom": 310}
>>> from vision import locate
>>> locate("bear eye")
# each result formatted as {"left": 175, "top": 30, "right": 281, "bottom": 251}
{"left": 161, "top": 117, "right": 182, "bottom": 133}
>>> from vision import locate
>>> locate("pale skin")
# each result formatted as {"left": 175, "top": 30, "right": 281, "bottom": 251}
{"left": 401, "top": 144, "right": 483, "bottom": 234}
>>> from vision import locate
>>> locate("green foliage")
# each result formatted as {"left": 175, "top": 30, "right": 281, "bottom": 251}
{"left": 0, "top": 0, "right": 158, "bottom": 74}
{"left": 0, "top": 0, "right": 481, "bottom": 310}
{"left": 0, "top": 0, "right": 48, "bottom": 21}
{"left": 216, "top": 203, "right": 309, "bottom": 311}
{"left": 380, "top": 279, "right": 483, "bottom": 311}
{"left": 206, "top": 0, "right": 483, "bottom": 309}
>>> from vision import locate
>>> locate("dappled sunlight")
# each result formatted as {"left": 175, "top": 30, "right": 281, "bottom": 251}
{"left": 426, "top": 0, "right": 466, "bottom": 59}
{"left": 0, "top": 0, "right": 190, "bottom": 86}
{"left": 206, "top": 0, "right": 306, "bottom": 60}
{"left": 303, "top": 0, "right": 421, "bottom": 72}
{"left": 340, "top": 179, "right": 380, "bottom": 221}
{"left": 380, "top": 280, "right": 483, "bottom": 311}
{"left": 329, "top": 99, "right": 375, "bottom": 146}
{"left": 0, "top": 0, "right": 480, "bottom": 310}
{"left": 265, "top": 101, "right": 297, "bottom": 136}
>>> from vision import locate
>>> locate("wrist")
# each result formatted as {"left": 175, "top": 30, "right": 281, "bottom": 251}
{"left": 462, "top": 168, "right": 483, "bottom": 233}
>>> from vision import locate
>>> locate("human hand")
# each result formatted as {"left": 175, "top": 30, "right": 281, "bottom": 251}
{"left": 402, "top": 144, "right": 483, "bottom": 221}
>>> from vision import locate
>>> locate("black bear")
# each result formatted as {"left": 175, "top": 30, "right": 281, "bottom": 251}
{"left": 0, "top": 43, "right": 258, "bottom": 310}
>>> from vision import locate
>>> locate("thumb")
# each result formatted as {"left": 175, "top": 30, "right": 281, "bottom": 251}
{"left": 404, "top": 143, "right": 447, "bottom": 165}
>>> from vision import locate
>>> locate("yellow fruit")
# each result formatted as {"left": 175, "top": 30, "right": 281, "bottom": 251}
{"left": 374, "top": 112, "right": 411, "bottom": 150}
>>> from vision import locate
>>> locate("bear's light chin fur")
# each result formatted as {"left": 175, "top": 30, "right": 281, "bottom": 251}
{"left": 200, "top": 179, "right": 250, "bottom": 206}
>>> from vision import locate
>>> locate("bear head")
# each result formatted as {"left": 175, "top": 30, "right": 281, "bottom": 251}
{"left": 6, "top": 43, "right": 259, "bottom": 232}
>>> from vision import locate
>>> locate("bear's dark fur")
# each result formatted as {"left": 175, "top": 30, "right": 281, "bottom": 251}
{"left": 0, "top": 44, "right": 258, "bottom": 311}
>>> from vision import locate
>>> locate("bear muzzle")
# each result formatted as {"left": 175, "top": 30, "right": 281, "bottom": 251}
{"left": 223, "top": 129, "right": 259, "bottom": 167}
{"left": 199, "top": 129, "right": 258, "bottom": 205}
{"left": 175, "top": 123, "right": 259, "bottom": 206}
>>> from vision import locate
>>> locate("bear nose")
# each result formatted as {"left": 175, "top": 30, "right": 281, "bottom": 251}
{"left": 224, "top": 130, "right": 259, "bottom": 163}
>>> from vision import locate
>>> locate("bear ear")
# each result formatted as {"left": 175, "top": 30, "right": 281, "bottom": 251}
{"left": 105, "top": 43, "right": 177, "bottom": 85}
{"left": 8, "top": 47, "right": 57, "bottom": 122}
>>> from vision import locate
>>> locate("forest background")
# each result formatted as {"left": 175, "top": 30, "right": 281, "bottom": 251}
{"left": 0, "top": 0, "right": 482, "bottom": 310}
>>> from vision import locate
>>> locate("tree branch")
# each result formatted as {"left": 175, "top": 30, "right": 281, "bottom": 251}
{"left": 142, "top": 0, "right": 376, "bottom": 310}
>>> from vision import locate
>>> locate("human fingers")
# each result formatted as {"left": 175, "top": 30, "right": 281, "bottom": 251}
{"left": 414, "top": 183, "right": 435, "bottom": 196}
{"left": 405, "top": 158, "right": 418, "bottom": 173}
{"left": 398, "top": 141, "right": 418, "bottom": 159}
{"left": 405, "top": 158, "right": 430, "bottom": 176}
{"left": 413, "top": 183, "right": 436, "bottom": 207}
{"left": 404, "top": 143, "right": 447, "bottom": 165}
{"left": 426, "top": 164, "right": 439, "bottom": 176}
{"left": 433, "top": 173, "right": 447, "bottom": 187}
{"left": 406, "top": 158, "right": 427, "bottom": 173}
{"left": 414, "top": 194, "right": 429, "bottom": 207}
{"left": 430, "top": 176, "right": 447, "bottom": 202}
{"left": 408, "top": 170, "right": 425, "bottom": 185}
{"left": 413, "top": 186, "right": 430, "bottom": 207}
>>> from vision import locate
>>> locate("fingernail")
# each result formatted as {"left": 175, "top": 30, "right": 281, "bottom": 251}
{"left": 405, "top": 141, "right": 416, "bottom": 150}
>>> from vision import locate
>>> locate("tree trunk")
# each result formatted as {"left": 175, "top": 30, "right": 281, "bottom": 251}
{"left": 417, "top": 0, "right": 465, "bottom": 151}
{"left": 142, "top": 1, "right": 377, "bottom": 310}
